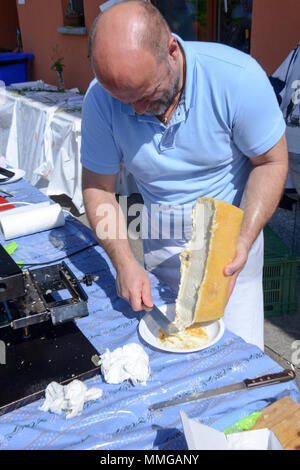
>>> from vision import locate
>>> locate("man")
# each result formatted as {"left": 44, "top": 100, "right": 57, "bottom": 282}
{"left": 272, "top": 43, "right": 300, "bottom": 196}
{"left": 81, "top": 1, "right": 288, "bottom": 349}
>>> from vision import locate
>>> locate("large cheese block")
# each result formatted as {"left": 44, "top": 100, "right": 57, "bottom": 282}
{"left": 175, "top": 197, "right": 243, "bottom": 327}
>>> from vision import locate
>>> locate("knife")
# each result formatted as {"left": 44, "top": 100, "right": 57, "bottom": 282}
{"left": 149, "top": 369, "right": 296, "bottom": 411}
{"left": 0, "top": 189, "right": 14, "bottom": 198}
{"left": 0, "top": 168, "right": 15, "bottom": 182}
{"left": 144, "top": 304, "right": 180, "bottom": 336}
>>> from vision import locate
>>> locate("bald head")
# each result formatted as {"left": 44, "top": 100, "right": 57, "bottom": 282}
{"left": 89, "top": 1, "right": 171, "bottom": 83}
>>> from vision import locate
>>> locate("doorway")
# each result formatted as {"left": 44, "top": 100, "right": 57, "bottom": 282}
{"left": 152, "top": 0, "right": 252, "bottom": 53}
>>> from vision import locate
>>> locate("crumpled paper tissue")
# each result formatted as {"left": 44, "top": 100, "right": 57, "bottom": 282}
{"left": 39, "top": 379, "right": 103, "bottom": 419}
{"left": 99, "top": 343, "right": 150, "bottom": 385}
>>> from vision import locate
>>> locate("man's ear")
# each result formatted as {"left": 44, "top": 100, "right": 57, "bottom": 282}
{"left": 168, "top": 36, "right": 179, "bottom": 62}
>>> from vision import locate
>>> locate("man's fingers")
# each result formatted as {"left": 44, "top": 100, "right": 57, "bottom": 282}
{"left": 224, "top": 253, "right": 245, "bottom": 276}
{"left": 224, "top": 256, "right": 244, "bottom": 303}
{"left": 141, "top": 278, "right": 153, "bottom": 311}
{"left": 224, "top": 241, "right": 249, "bottom": 277}
{"left": 116, "top": 266, "right": 152, "bottom": 312}
{"left": 224, "top": 243, "right": 249, "bottom": 302}
{"left": 130, "top": 294, "right": 143, "bottom": 311}
{"left": 226, "top": 271, "right": 238, "bottom": 303}
{"left": 130, "top": 279, "right": 153, "bottom": 312}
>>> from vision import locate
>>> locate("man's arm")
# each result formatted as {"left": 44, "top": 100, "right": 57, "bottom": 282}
{"left": 225, "top": 133, "right": 288, "bottom": 298}
{"left": 82, "top": 167, "right": 153, "bottom": 311}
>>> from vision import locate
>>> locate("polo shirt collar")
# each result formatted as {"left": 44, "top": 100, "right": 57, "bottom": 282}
{"left": 174, "top": 34, "right": 197, "bottom": 111}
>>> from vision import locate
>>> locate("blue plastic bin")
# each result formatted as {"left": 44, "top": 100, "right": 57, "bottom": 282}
{"left": 0, "top": 52, "right": 34, "bottom": 86}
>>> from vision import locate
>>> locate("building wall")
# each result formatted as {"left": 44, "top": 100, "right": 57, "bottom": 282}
{"left": 14, "top": 0, "right": 300, "bottom": 90}
{"left": 16, "top": 0, "right": 104, "bottom": 92}
{"left": 0, "top": 0, "right": 19, "bottom": 52}
{"left": 251, "top": 0, "right": 300, "bottom": 75}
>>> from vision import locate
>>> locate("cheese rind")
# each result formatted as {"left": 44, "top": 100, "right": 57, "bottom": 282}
{"left": 175, "top": 197, "right": 243, "bottom": 327}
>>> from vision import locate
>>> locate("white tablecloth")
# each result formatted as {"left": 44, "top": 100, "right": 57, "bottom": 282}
{"left": 0, "top": 82, "right": 138, "bottom": 213}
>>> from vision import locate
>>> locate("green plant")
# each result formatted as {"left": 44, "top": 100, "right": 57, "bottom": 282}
{"left": 51, "top": 46, "right": 65, "bottom": 90}
{"left": 51, "top": 45, "right": 65, "bottom": 71}
{"left": 51, "top": 57, "right": 65, "bottom": 73}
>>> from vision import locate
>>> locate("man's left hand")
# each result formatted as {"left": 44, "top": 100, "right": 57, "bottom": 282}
{"left": 224, "top": 236, "right": 250, "bottom": 303}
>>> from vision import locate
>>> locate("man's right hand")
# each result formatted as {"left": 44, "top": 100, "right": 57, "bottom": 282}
{"left": 82, "top": 168, "right": 153, "bottom": 312}
{"left": 116, "top": 259, "right": 153, "bottom": 312}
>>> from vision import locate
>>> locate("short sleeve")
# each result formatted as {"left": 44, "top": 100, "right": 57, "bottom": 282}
{"left": 232, "top": 56, "right": 286, "bottom": 157}
{"left": 80, "top": 81, "right": 122, "bottom": 174}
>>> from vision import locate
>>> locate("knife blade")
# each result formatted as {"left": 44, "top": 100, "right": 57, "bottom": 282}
{"left": 149, "top": 369, "right": 296, "bottom": 411}
{"left": 0, "top": 189, "right": 14, "bottom": 198}
{"left": 144, "top": 304, "right": 180, "bottom": 336}
{"left": 0, "top": 168, "right": 15, "bottom": 182}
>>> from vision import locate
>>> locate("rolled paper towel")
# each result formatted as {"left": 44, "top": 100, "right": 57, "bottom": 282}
{"left": 0, "top": 203, "right": 65, "bottom": 240}
{"left": 0, "top": 201, "right": 51, "bottom": 222}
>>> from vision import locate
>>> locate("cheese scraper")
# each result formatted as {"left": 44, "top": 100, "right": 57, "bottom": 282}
{"left": 144, "top": 304, "right": 180, "bottom": 336}
{"left": 149, "top": 369, "right": 296, "bottom": 411}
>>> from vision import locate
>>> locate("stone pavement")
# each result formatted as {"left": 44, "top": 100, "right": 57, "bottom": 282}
{"left": 265, "top": 193, "right": 300, "bottom": 388}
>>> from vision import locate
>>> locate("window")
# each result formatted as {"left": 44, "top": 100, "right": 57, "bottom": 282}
{"left": 63, "top": 0, "right": 85, "bottom": 27}
{"left": 152, "top": 0, "right": 216, "bottom": 42}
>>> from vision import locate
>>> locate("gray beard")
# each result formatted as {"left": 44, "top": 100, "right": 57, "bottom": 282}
{"left": 144, "top": 72, "right": 181, "bottom": 117}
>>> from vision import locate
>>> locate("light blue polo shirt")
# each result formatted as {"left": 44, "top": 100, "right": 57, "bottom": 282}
{"left": 81, "top": 37, "right": 285, "bottom": 213}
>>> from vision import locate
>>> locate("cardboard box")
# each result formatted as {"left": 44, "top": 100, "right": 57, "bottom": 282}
{"left": 180, "top": 411, "right": 283, "bottom": 450}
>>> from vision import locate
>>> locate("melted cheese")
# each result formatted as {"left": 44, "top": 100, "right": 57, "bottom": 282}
{"left": 158, "top": 324, "right": 209, "bottom": 350}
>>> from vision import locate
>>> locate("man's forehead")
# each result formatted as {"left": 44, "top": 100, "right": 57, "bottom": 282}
{"left": 96, "top": 51, "right": 167, "bottom": 101}
{"left": 100, "top": 71, "right": 162, "bottom": 103}
{"left": 96, "top": 45, "right": 154, "bottom": 75}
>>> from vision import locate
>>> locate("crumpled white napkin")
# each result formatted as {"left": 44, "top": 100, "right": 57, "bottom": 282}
{"left": 99, "top": 343, "right": 150, "bottom": 385}
{"left": 39, "top": 379, "right": 103, "bottom": 419}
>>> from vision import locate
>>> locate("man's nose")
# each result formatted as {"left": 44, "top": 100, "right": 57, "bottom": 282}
{"left": 131, "top": 98, "right": 150, "bottom": 114}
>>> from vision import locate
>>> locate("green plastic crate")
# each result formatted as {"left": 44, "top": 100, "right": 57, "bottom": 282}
{"left": 263, "top": 225, "right": 299, "bottom": 317}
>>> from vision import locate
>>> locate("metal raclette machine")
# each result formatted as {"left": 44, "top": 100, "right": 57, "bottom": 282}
{"left": 0, "top": 243, "right": 101, "bottom": 416}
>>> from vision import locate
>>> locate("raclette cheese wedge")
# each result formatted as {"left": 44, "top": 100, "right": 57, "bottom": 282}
{"left": 174, "top": 197, "right": 243, "bottom": 329}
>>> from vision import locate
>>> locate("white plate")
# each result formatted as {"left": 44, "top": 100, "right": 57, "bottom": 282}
{"left": 0, "top": 168, "right": 25, "bottom": 184}
{"left": 139, "top": 303, "right": 224, "bottom": 353}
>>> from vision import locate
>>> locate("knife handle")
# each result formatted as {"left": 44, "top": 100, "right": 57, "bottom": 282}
{"left": 244, "top": 369, "right": 296, "bottom": 389}
{"left": 0, "top": 168, "right": 14, "bottom": 178}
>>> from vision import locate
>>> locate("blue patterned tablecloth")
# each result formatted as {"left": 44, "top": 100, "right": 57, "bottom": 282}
{"left": 0, "top": 179, "right": 299, "bottom": 450}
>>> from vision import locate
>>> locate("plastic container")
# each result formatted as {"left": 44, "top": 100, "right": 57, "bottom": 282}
{"left": 263, "top": 225, "right": 299, "bottom": 317}
{"left": 0, "top": 52, "right": 34, "bottom": 86}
